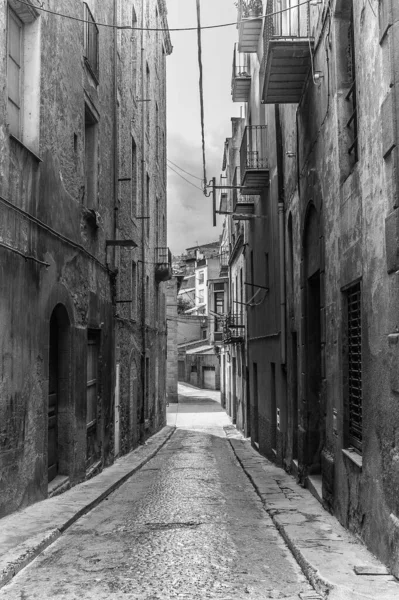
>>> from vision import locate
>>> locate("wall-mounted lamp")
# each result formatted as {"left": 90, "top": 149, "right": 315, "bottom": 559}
{"left": 314, "top": 72, "right": 324, "bottom": 83}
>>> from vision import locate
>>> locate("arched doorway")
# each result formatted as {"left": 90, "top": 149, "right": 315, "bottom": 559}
{"left": 130, "top": 359, "right": 138, "bottom": 447}
{"left": 48, "top": 304, "right": 71, "bottom": 483}
{"left": 303, "top": 204, "right": 323, "bottom": 473}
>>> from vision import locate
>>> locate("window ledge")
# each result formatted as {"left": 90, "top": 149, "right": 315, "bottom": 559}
{"left": 342, "top": 448, "right": 362, "bottom": 469}
{"left": 9, "top": 134, "right": 42, "bottom": 162}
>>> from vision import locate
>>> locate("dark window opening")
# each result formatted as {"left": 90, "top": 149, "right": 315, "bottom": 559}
{"left": 87, "top": 329, "right": 100, "bottom": 469}
{"left": 132, "top": 137, "right": 137, "bottom": 217}
{"left": 345, "top": 6, "right": 358, "bottom": 163}
{"left": 83, "top": 3, "right": 99, "bottom": 81}
{"left": 84, "top": 105, "right": 98, "bottom": 207}
{"left": 146, "top": 173, "right": 150, "bottom": 237}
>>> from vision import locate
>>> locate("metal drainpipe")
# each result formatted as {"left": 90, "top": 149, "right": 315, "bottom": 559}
{"left": 140, "top": 0, "right": 146, "bottom": 441}
{"left": 278, "top": 202, "right": 286, "bottom": 365}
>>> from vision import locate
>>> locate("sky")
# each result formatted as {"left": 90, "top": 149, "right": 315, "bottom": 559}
{"left": 166, "top": 0, "right": 241, "bottom": 255}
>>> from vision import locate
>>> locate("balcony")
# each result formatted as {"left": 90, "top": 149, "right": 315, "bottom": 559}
{"left": 232, "top": 44, "right": 251, "bottom": 102}
{"left": 262, "top": 0, "right": 313, "bottom": 104}
{"left": 237, "top": 0, "right": 264, "bottom": 53}
{"left": 155, "top": 247, "right": 172, "bottom": 283}
{"left": 220, "top": 250, "right": 229, "bottom": 277}
{"left": 233, "top": 167, "right": 255, "bottom": 217}
{"left": 223, "top": 313, "right": 245, "bottom": 345}
{"left": 240, "top": 125, "right": 269, "bottom": 192}
{"left": 219, "top": 176, "right": 229, "bottom": 213}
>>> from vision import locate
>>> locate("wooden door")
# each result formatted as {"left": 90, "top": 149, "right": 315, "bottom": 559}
{"left": 48, "top": 315, "right": 58, "bottom": 482}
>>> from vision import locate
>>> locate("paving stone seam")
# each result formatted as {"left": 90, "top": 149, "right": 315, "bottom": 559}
{"left": 227, "top": 438, "right": 332, "bottom": 600}
{"left": 0, "top": 426, "right": 176, "bottom": 591}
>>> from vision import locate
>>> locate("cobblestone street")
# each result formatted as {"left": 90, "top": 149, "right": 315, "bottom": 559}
{"left": 0, "top": 385, "right": 315, "bottom": 600}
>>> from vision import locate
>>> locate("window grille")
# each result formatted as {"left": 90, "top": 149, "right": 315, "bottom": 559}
{"left": 346, "top": 8, "right": 358, "bottom": 163}
{"left": 347, "top": 282, "right": 362, "bottom": 450}
{"left": 84, "top": 3, "right": 99, "bottom": 80}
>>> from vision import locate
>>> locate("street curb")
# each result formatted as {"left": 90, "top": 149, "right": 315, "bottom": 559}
{"left": 0, "top": 425, "right": 176, "bottom": 590}
{"left": 227, "top": 438, "right": 397, "bottom": 600}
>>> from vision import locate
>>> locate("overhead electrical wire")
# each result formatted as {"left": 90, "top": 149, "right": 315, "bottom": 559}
{"left": 167, "top": 164, "right": 204, "bottom": 192}
{"left": 196, "top": 0, "right": 207, "bottom": 193}
{"left": 14, "top": 0, "right": 314, "bottom": 32}
{"left": 167, "top": 159, "right": 203, "bottom": 181}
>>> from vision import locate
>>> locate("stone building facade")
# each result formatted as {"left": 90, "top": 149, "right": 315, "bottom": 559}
{"left": 219, "top": 0, "right": 399, "bottom": 575}
{"left": 0, "top": 0, "right": 171, "bottom": 518}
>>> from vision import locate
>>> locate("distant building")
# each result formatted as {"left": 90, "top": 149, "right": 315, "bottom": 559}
{"left": 174, "top": 243, "right": 224, "bottom": 391}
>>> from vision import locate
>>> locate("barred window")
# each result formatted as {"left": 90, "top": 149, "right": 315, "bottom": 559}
{"left": 345, "top": 6, "right": 358, "bottom": 163}
{"left": 84, "top": 3, "right": 99, "bottom": 81}
{"left": 345, "top": 282, "right": 362, "bottom": 451}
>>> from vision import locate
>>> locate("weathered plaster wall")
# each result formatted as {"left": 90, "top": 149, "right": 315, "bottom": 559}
{"left": 0, "top": 0, "right": 171, "bottom": 517}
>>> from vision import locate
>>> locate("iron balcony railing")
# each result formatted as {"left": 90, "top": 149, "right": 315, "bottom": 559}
{"left": 233, "top": 167, "right": 254, "bottom": 210}
{"left": 223, "top": 312, "right": 245, "bottom": 344}
{"left": 232, "top": 43, "right": 251, "bottom": 102}
{"left": 232, "top": 43, "right": 251, "bottom": 81}
{"left": 240, "top": 125, "right": 269, "bottom": 183}
{"left": 220, "top": 250, "right": 229, "bottom": 268}
{"left": 264, "top": 0, "right": 310, "bottom": 46}
{"left": 155, "top": 247, "right": 172, "bottom": 282}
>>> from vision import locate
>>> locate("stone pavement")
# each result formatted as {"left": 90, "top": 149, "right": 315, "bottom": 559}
{"left": 0, "top": 426, "right": 174, "bottom": 589}
{"left": 225, "top": 434, "right": 399, "bottom": 600}
{"left": 0, "top": 382, "right": 398, "bottom": 599}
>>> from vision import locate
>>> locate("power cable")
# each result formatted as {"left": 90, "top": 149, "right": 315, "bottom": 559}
{"left": 167, "top": 164, "right": 204, "bottom": 192}
{"left": 167, "top": 159, "right": 203, "bottom": 181}
{"left": 196, "top": 0, "right": 207, "bottom": 193}
{"left": 11, "top": 0, "right": 312, "bottom": 33}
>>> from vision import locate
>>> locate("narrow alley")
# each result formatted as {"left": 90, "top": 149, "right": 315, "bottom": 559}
{"left": 0, "top": 385, "right": 314, "bottom": 600}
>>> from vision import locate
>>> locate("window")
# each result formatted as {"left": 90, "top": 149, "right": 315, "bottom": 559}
{"left": 131, "top": 137, "right": 137, "bottom": 218}
{"left": 265, "top": 252, "right": 270, "bottom": 289}
{"left": 131, "top": 261, "right": 137, "bottom": 319}
{"left": 7, "top": 2, "right": 40, "bottom": 149}
{"left": 146, "top": 173, "right": 150, "bottom": 237}
{"left": 250, "top": 250, "right": 254, "bottom": 297}
{"left": 83, "top": 3, "right": 99, "bottom": 81}
{"left": 198, "top": 271, "right": 204, "bottom": 284}
{"left": 131, "top": 7, "right": 138, "bottom": 97}
{"left": 145, "top": 356, "right": 150, "bottom": 419}
{"left": 84, "top": 104, "right": 99, "bottom": 207}
{"left": 198, "top": 290, "right": 204, "bottom": 304}
{"left": 146, "top": 63, "right": 151, "bottom": 139}
{"left": 215, "top": 291, "right": 224, "bottom": 314}
{"left": 156, "top": 103, "right": 160, "bottom": 164}
{"left": 156, "top": 195, "right": 160, "bottom": 246}
{"left": 214, "top": 291, "right": 224, "bottom": 332}
{"left": 344, "top": 282, "right": 362, "bottom": 451}
{"left": 87, "top": 330, "right": 100, "bottom": 468}
{"left": 7, "top": 8, "right": 23, "bottom": 137}
{"left": 345, "top": 5, "right": 358, "bottom": 163}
